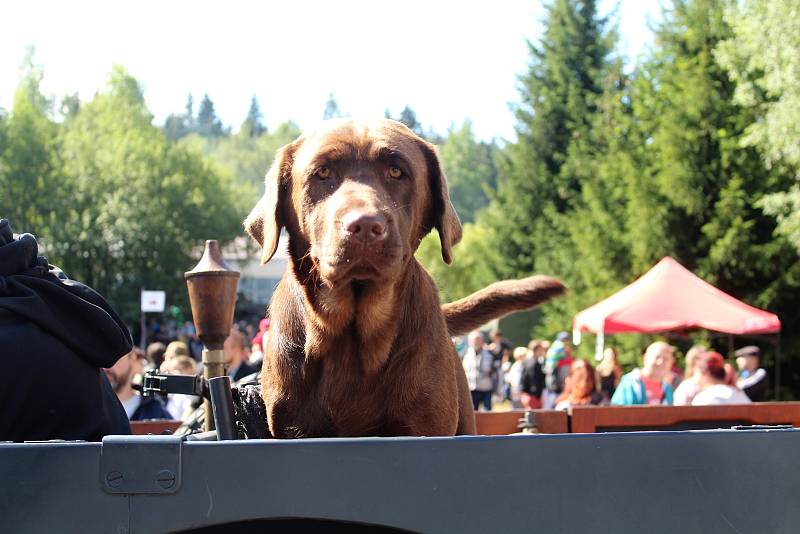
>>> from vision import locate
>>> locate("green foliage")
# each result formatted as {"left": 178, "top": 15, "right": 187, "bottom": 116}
{"left": 4, "top": 4, "right": 800, "bottom": 393}
{"left": 438, "top": 121, "right": 498, "bottom": 224}
{"left": 1, "top": 65, "right": 245, "bottom": 323}
{"left": 180, "top": 120, "right": 301, "bottom": 192}
{"left": 196, "top": 93, "right": 226, "bottom": 138}
{"left": 241, "top": 95, "right": 266, "bottom": 138}
{"left": 478, "top": 0, "right": 800, "bottom": 387}
{"left": 0, "top": 51, "right": 60, "bottom": 235}
{"left": 716, "top": 0, "right": 800, "bottom": 251}
{"left": 59, "top": 93, "right": 80, "bottom": 121}
{"left": 397, "top": 106, "right": 422, "bottom": 136}
{"left": 415, "top": 222, "right": 501, "bottom": 302}
{"left": 51, "top": 68, "right": 243, "bottom": 319}
{"left": 484, "top": 0, "right": 611, "bottom": 300}
{"left": 164, "top": 94, "right": 195, "bottom": 142}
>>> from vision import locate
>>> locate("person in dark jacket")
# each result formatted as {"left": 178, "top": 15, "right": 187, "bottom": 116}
{"left": 0, "top": 219, "right": 132, "bottom": 441}
{"left": 224, "top": 327, "right": 257, "bottom": 382}
{"left": 105, "top": 347, "right": 173, "bottom": 421}
{"left": 735, "top": 345, "right": 769, "bottom": 402}
{"left": 520, "top": 339, "right": 548, "bottom": 409}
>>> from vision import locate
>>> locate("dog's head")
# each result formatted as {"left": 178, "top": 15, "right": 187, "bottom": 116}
{"left": 245, "top": 119, "right": 462, "bottom": 286}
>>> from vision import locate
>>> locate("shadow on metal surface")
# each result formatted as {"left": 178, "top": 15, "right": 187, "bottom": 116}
{"left": 174, "top": 517, "right": 418, "bottom": 533}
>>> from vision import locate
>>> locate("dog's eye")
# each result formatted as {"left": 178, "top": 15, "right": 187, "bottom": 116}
{"left": 316, "top": 166, "right": 332, "bottom": 179}
{"left": 388, "top": 166, "right": 403, "bottom": 179}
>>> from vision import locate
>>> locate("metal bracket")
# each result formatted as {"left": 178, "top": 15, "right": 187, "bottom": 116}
{"left": 100, "top": 435, "right": 182, "bottom": 495}
{"left": 141, "top": 371, "right": 208, "bottom": 399}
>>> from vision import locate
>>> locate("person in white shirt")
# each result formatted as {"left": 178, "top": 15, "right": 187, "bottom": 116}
{"left": 692, "top": 351, "right": 751, "bottom": 406}
{"left": 504, "top": 347, "right": 528, "bottom": 408}
{"left": 162, "top": 355, "right": 198, "bottom": 421}
{"left": 673, "top": 345, "right": 706, "bottom": 405}
{"left": 462, "top": 330, "right": 495, "bottom": 412}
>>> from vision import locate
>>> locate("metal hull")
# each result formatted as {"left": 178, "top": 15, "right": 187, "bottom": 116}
{"left": 1, "top": 429, "right": 796, "bottom": 533}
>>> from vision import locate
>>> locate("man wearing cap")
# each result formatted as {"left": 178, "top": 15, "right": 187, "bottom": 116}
{"left": 735, "top": 346, "right": 768, "bottom": 402}
{"left": 611, "top": 341, "right": 674, "bottom": 405}
{"left": 693, "top": 351, "right": 751, "bottom": 405}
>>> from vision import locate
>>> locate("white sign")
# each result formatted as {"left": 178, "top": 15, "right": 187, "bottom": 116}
{"left": 141, "top": 290, "right": 166, "bottom": 313}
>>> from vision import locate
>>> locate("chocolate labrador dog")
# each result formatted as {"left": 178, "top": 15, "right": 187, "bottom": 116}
{"left": 245, "top": 118, "right": 564, "bottom": 437}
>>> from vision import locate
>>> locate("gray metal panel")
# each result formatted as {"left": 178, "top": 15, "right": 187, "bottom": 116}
{"left": 1, "top": 430, "right": 798, "bottom": 533}
{"left": 1, "top": 442, "right": 128, "bottom": 533}
{"left": 101, "top": 435, "right": 183, "bottom": 495}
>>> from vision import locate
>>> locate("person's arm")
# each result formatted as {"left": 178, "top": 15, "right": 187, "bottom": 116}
{"left": 662, "top": 383, "right": 674, "bottom": 405}
{"left": 672, "top": 381, "right": 689, "bottom": 406}
{"left": 610, "top": 377, "right": 630, "bottom": 405}
{"left": 737, "top": 368, "right": 766, "bottom": 390}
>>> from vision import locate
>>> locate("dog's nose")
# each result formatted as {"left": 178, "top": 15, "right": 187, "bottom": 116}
{"left": 342, "top": 212, "right": 387, "bottom": 242}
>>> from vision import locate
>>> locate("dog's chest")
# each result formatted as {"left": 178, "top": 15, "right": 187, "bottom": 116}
{"left": 285, "top": 344, "right": 409, "bottom": 436}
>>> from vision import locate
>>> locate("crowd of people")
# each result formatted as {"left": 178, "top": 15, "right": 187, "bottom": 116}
{"left": 0, "top": 216, "right": 775, "bottom": 442}
{"left": 457, "top": 329, "right": 769, "bottom": 413}
{"left": 103, "top": 319, "right": 270, "bottom": 423}
{"left": 104, "top": 322, "right": 772, "bottom": 425}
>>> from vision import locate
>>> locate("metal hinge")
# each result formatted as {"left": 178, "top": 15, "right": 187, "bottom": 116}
{"left": 100, "top": 435, "right": 182, "bottom": 495}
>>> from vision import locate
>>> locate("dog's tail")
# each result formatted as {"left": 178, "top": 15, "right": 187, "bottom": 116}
{"left": 442, "top": 276, "right": 567, "bottom": 336}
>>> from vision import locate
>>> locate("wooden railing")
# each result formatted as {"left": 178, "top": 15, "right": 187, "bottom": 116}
{"left": 570, "top": 402, "right": 800, "bottom": 434}
{"left": 130, "top": 403, "right": 800, "bottom": 437}
{"left": 130, "top": 420, "right": 182, "bottom": 435}
{"left": 474, "top": 410, "right": 568, "bottom": 435}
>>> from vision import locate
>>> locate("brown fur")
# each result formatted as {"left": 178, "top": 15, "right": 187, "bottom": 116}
{"left": 443, "top": 276, "right": 567, "bottom": 336}
{"left": 245, "top": 119, "right": 563, "bottom": 438}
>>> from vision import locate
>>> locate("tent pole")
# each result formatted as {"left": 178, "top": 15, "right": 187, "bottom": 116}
{"left": 727, "top": 334, "right": 734, "bottom": 359}
{"left": 776, "top": 332, "right": 781, "bottom": 401}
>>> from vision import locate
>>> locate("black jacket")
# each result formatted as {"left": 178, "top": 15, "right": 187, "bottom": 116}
{"left": 521, "top": 357, "right": 546, "bottom": 397}
{"left": 0, "top": 219, "right": 132, "bottom": 441}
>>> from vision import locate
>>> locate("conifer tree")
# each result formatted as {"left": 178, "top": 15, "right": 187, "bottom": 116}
{"left": 241, "top": 95, "right": 266, "bottom": 138}
{"left": 439, "top": 121, "right": 497, "bottom": 224}
{"left": 196, "top": 93, "right": 225, "bottom": 138}
{"left": 164, "top": 93, "right": 195, "bottom": 142}
{"left": 485, "top": 0, "right": 611, "bottom": 281}
{"left": 323, "top": 93, "right": 342, "bottom": 120}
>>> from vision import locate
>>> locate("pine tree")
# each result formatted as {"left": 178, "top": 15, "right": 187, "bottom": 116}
{"left": 59, "top": 93, "right": 80, "bottom": 121}
{"left": 398, "top": 105, "right": 423, "bottom": 136}
{"left": 485, "top": 0, "right": 611, "bottom": 281}
{"left": 241, "top": 95, "right": 266, "bottom": 138}
{"left": 323, "top": 93, "right": 342, "bottom": 120}
{"left": 716, "top": 0, "right": 800, "bottom": 252}
{"left": 164, "top": 93, "right": 195, "bottom": 142}
{"left": 185, "top": 93, "right": 194, "bottom": 125}
{"left": 196, "top": 93, "right": 225, "bottom": 138}
{"left": 560, "top": 0, "right": 800, "bottom": 371}
{"left": 439, "top": 121, "right": 498, "bottom": 223}
{"left": 633, "top": 0, "right": 793, "bottom": 293}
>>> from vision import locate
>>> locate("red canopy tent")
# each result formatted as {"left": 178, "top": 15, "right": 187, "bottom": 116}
{"left": 572, "top": 256, "right": 782, "bottom": 396}
{"left": 573, "top": 257, "right": 781, "bottom": 335}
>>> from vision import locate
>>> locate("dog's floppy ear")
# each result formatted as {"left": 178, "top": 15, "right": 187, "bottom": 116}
{"left": 418, "top": 139, "right": 463, "bottom": 264}
{"left": 244, "top": 143, "right": 295, "bottom": 265}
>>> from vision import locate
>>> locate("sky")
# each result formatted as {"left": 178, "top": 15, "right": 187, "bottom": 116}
{"left": 0, "top": 0, "right": 662, "bottom": 142}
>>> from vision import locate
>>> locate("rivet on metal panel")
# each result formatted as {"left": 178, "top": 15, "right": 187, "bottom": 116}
{"left": 105, "top": 470, "right": 124, "bottom": 488}
{"left": 155, "top": 469, "right": 176, "bottom": 489}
